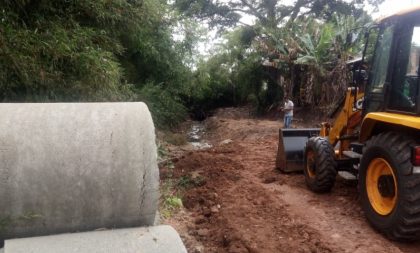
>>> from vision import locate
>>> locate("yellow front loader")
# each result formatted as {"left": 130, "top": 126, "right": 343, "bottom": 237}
{"left": 276, "top": 5, "right": 420, "bottom": 241}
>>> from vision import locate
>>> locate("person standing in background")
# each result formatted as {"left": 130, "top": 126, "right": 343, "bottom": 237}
{"left": 283, "top": 96, "right": 294, "bottom": 128}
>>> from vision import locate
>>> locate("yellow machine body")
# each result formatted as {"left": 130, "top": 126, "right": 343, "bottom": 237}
{"left": 276, "top": 4, "right": 420, "bottom": 241}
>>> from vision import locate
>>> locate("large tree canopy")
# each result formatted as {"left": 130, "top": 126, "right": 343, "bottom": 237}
{"left": 175, "top": 0, "right": 384, "bottom": 28}
{"left": 176, "top": 0, "right": 381, "bottom": 113}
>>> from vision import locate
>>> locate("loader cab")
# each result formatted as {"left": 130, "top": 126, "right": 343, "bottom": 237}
{"left": 364, "top": 11, "right": 420, "bottom": 115}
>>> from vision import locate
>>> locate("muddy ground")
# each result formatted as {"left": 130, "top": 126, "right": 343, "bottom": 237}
{"left": 160, "top": 107, "right": 420, "bottom": 253}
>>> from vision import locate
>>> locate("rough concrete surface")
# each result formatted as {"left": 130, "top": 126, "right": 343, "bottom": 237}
{"left": 4, "top": 225, "right": 187, "bottom": 253}
{"left": 0, "top": 103, "right": 159, "bottom": 239}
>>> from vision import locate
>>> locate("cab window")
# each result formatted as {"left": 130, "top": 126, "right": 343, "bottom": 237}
{"left": 364, "top": 24, "right": 394, "bottom": 113}
{"left": 388, "top": 26, "right": 420, "bottom": 112}
{"left": 369, "top": 25, "right": 394, "bottom": 93}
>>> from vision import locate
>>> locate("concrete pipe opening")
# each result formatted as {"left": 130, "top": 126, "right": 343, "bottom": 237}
{"left": 0, "top": 103, "right": 159, "bottom": 239}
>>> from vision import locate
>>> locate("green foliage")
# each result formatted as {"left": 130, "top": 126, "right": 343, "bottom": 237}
{"left": 165, "top": 196, "right": 183, "bottom": 209}
{"left": 165, "top": 133, "right": 188, "bottom": 146}
{"left": 288, "top": 14, "right": 371, "bottom": 104}
{"left": 160, "top": 179, "right": 184, "bottom": 218}
{"left": 0, "top": 212, "right": 42, "bottom": 237}
{"left": 180, "top": 56, "right": 234, "bottom": 118}
{"left": 157, "top": 142, "right": 168, "bottom": 160}
{"left": 0, "top": 0, "right": 383, "bottom": 125}
{"left": 138, "top": 83, "right": 187, "bottom": 129}
{"left": 0, "top": 0, "right": 192, "bottom": 128}
{"left": 1, "top": 0, "right": 135, "bottom": 101}
{"left": 177, "top": 174, "right": 205, "bottom": 188}
{"left": 185, "top": 26, "right": 282, "bottom": 115}
{"left": 191, "top": 12, "right": 372, "bottom": 110}
{"left": 0, "top": 216, "right": 12, "bottom": 235}
{"left": 175, "top": 0, "right": 377, "bottom": 111}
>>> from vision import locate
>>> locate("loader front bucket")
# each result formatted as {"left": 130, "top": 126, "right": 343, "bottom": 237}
{"left": 276, "top": 128, "right": 320, "bottom": 173}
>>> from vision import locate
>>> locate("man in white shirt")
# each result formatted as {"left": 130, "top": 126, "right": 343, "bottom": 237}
{"left": 283, "top": 96, "right": 294, "bottom": 128}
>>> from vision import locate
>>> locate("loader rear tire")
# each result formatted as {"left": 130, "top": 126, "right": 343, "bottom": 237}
{"left": 304, "top": 137, "right": 337, "bottom": 193}
{"left": 360, "top": 132, "right": 420, "bottom": 241}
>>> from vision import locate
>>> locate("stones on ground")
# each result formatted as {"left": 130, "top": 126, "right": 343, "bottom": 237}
{"left": 193, "top": 245, "right": 204, "bottom": 253}
{"left": 220, "top": 139, "right": 233, "bottom": 146}
{"left": 197, "top": 229, "right": 209, "bottom": 237}
{"left": 194, "top": 216, "right": 206, "bottom": 225}
{"left": 211, "top": 206, "right": 219, "bottom": 213}
{"left": 191, "top": 171, "right": 201, "bottom": 179}
{"left": 263, "top": 177, "right": 276, "bottom": 184}
{"left": 330, "top": 233, "right": 341, "bottom": 239}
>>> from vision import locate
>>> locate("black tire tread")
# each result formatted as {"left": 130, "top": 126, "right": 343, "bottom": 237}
{"left": 304, "top": 137, "right": 337, "bottom": 193}
{"left": 361, "top": 132, "right": 420, "bottom": 241}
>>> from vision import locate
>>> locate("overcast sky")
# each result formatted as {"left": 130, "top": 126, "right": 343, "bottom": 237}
{"left": 373, "top": 0, "right": 419, "bottom": 18}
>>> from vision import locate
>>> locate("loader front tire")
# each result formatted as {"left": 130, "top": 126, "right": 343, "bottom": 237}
{"left": 360, "top": 132, "right": 420, "bottom": 241}
{"left": 304, "top": 137, "right": 337, "bottom": 193}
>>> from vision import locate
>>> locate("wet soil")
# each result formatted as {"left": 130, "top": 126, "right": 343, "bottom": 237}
{"left": 161, "top": 107, "right": 420, "bottom": 253}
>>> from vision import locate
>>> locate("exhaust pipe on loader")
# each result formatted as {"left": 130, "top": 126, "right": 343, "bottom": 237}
{"left": 275, "top": 128, "right": 320, "bottom": 172}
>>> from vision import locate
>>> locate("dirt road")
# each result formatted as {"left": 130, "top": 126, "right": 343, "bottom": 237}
{"left": 162, "top": 107, "right": 420, "bottom": 253}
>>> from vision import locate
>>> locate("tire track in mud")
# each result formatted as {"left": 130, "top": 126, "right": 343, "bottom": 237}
{"left": 237, "top": 130, "right": 420, "bottom": 253}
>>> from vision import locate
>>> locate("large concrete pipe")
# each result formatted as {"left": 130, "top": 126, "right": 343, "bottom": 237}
{"left": 0, "top": 103, "right": 159, "bottom": 239}
{"left": 4, "top": 226, "right": 187, "bottom": 253}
